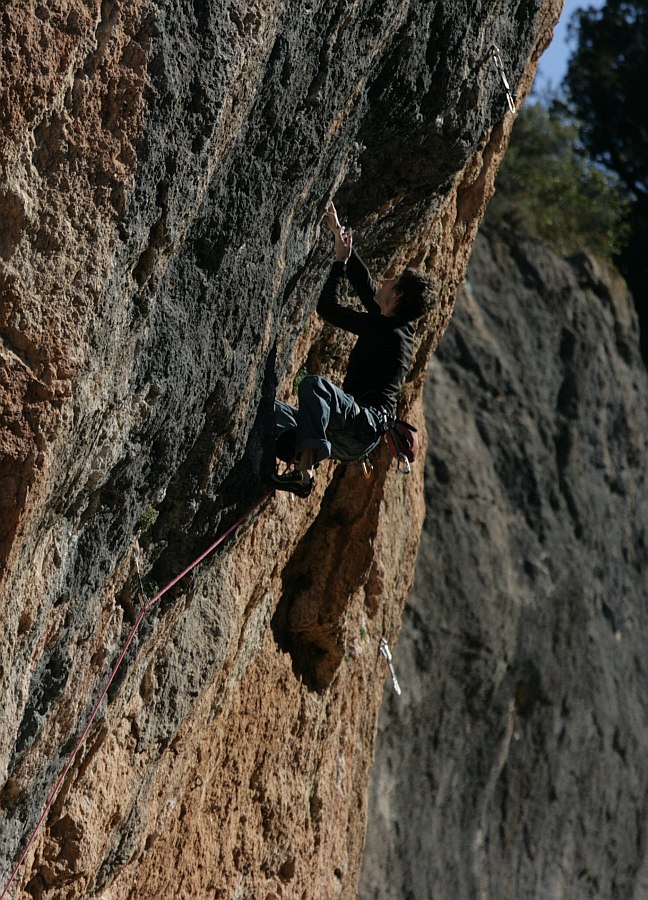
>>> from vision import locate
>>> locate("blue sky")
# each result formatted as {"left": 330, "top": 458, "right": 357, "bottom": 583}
{"left": 533, "top": 0, "right": 606, "bottom": 91}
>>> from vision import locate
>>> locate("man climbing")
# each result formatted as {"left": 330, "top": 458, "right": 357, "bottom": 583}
{"left": 271, "top": 201, "right": 434, "bottom": 498}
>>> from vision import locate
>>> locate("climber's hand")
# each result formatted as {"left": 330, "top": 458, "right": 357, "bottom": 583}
{"left": 334, "top": 225, "right": 352, "bottom": 263}
{"left": 325, "top": 201, "right": 342, "bottom": 234}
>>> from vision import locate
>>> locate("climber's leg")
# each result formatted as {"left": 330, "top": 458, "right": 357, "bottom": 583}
{"left": 271, "top": 375, "right": 359, "bottom": 497}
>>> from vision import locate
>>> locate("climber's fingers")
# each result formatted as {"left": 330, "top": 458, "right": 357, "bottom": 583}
{"left": 334, "top": 226, "right": 352, "bottom": 263}
{"left": 324, "top": 200, "right": 342, "bottom": 233}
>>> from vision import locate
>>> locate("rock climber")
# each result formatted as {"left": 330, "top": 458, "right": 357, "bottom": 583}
{"left": 271, "top": 201, "right": 434, "bottom": 498}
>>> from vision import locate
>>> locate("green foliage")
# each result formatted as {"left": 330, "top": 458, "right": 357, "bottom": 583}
{"left": 293, "top": 366, "right": 309, "bottom": 393}
{"left": 487, "top": 101, "right": 630, "bottom": 258}
{"left": 565, "top": 1, "right": 648, "bottom": 201}
{"left": 563, "top": 0, "right": 648, "bottom": 359}
{"left": 138, "top": 505, "right": 159, "bottom": 532}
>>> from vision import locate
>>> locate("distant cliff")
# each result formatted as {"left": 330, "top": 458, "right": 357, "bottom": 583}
{"left": 361, "top": 225, "right": 648, "bottom": 899}
{"left": 1, "top": 1, "right": 561, "bottom": 897}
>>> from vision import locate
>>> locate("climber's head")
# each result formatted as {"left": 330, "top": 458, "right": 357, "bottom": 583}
{"left": 376, "top": 269, "right": 435, "bottom": 321}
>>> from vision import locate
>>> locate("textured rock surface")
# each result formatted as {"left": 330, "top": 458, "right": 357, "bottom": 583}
{"left": 360, "top": 226, "right": 648, "bottom": 900}
{"left": 1, "top": 1, "right": 559, "bottom": 897}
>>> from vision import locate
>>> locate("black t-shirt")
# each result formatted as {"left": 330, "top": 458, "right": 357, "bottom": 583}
{"left": 316, "top": 249, "right": 414, "bottom": 415}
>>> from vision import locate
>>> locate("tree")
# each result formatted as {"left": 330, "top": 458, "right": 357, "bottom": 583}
{"left": 565, "top": 0, "right": 648, "bottom": 361}
{"left": 487, "top": 101, "right": 630, "bottom": 259}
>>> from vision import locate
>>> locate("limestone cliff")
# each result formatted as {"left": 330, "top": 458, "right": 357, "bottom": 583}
{"left": 1, "top": 2, "right": 560, "bottom": 897}
{"left": 361, "top": 226, "right": 648, "bottom": 899}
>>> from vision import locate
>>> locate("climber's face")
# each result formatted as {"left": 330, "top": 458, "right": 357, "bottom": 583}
{"left": 376, "top": 276, "right": 402, "bottom": 317}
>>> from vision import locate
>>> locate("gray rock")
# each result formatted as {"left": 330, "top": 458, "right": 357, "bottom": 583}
{"left": 361, "top": 226, "right": 648, "bottom": 900}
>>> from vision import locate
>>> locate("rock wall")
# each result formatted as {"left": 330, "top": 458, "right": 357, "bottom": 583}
{"left": 360, "top": 226, "right": 648, "bottom": 899}
{"left": 1, "top": 2, "right": 560, "bottom": 897}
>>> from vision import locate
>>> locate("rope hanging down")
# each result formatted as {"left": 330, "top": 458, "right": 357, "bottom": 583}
{"left": 0, "top": 492, "right": 271, "bottom": 900}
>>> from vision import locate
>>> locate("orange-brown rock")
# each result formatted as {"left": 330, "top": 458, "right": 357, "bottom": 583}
{"left": 0, "top": 1, "right": 561, "bottom": 897}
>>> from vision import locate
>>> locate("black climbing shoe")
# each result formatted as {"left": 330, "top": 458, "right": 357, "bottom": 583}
{"left": 270, "top": 469, "right": 313, "bottom": 498}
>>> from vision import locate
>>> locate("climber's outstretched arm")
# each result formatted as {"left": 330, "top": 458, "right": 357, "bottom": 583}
{"left": 324, "top": 200, "right": 379, "bottom": 313}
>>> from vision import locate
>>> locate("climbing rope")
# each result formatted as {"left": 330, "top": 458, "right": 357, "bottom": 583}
{"left": 0, "top": 491, "right": 271, "bottom": 900}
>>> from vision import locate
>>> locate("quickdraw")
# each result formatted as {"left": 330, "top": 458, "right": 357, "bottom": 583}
{"left": 379, "top": 637, "right": 402, "bottom": 695}
{"left": 491, "top": 44, "right": 517, "bottom": 114}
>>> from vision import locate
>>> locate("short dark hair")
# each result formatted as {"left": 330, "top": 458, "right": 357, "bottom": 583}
{"left": 395, "top": 268, "right": 435, "bottom": 322}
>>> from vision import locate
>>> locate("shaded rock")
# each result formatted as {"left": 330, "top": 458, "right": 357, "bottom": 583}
{"left": 361, "top": 226, "right": 648, "bottom": 899}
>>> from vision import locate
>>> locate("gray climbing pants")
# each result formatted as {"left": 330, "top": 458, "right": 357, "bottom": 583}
{"left": 275, "top": 375, "right": 385, "bottom": 465}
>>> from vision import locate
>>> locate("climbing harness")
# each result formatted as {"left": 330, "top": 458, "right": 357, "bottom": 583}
{"left": 491, "top": 45, "right": 517, "bottom": 114}
{"left": 0, "top": 492, "right": 271, "bottom": 900}
{"left": 379, "top": 637, "right": 401, "bottom": 696}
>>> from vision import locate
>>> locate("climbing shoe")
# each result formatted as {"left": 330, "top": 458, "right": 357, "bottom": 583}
{"left": 270, "top": 469, "right": 313, "bottom": 498}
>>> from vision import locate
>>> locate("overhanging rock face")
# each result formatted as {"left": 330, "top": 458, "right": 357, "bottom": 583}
{"left": 1, "top": 2, "right": 560, "bottom": 897}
